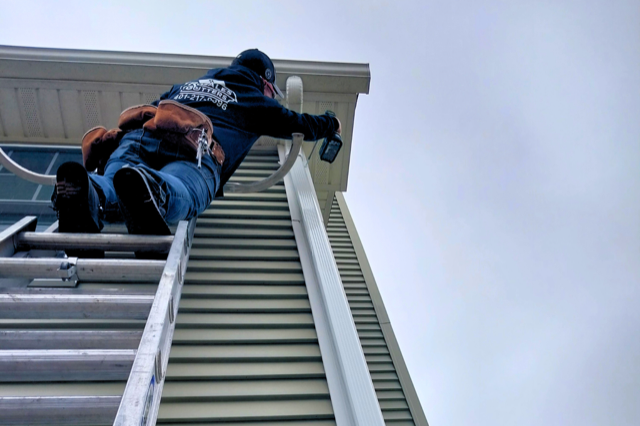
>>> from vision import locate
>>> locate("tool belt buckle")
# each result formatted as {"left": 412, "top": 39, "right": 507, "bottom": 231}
{"left": 196, "top": 128, "right": 208, "bottom": 168}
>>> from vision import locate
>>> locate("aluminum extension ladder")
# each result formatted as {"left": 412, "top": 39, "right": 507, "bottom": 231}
{"left": 0, "top": 73, "right": 306, "bottom": 424}
{"left": 0, "top": 133, "right": 304, "bottom": 426}
{"left": 0, "top": 215, "right": 197, "bottom": 425}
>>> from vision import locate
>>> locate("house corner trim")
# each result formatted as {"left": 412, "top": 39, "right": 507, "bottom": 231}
{"left": 335, "top": 191, "right": 430, "bottom": 426}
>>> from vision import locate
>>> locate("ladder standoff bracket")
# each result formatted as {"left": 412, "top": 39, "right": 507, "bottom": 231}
{"left": 0, "top": 147, "right": 57, "bottom": 186}
{"left": 57, "top": 258, "right": 78, "bottom": 282}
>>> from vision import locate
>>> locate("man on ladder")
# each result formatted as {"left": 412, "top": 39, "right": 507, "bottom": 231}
{"left": 53, "top": 49, "right": 341, "bottom": 240}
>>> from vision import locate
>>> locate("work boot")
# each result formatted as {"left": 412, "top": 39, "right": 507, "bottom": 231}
{"left": 113, "top": 166, "right": 171, "bottom": 237}
{"left": 52, "top": 161, "right": 104, "bottom": 258}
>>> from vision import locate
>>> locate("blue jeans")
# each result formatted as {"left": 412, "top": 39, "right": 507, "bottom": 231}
{"left": 90, "top": 129, "right": 221, "bottom": 224}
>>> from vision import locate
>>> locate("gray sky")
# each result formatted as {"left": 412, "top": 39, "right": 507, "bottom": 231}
{"left": 1, "top": 1, "right": 639, "bottom": 424}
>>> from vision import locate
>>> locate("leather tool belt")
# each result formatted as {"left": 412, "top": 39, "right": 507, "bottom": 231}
{"left": 82, "top": 100, "right": 225, "bottom": 174}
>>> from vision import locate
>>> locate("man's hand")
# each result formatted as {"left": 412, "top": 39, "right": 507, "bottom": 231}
{"left": 336, "top": 117, "right": 342, "bottom": 135}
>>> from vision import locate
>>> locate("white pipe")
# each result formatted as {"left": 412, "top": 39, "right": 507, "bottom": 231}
{"left": 0, "top": 75, "right": 306, "bottom": 193}
{"left": 223, "top": 132, "right": 303, "bottom": 193}
{"left": 0, "top": 147, "right": 56, "bottom": 186}
{"left": 222, "top": 75, "right": 304, "bottom": 194}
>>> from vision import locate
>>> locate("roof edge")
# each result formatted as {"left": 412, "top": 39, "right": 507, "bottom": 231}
{"left": 0, "top": 45, "right": 370, "bottom": 94}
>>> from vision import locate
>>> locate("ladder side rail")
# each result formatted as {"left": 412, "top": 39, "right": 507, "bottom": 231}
{"left": 0, "top": 216, "right": 37, "bottom": 257}
{"left": 113, "top": 217, "right": 196, "bottom": 426}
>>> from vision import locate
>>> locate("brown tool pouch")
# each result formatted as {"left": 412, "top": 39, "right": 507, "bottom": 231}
{"left": 81, "top": 126, "right": 124, "bottom": 175}
{"left": 118, "top": 104, "right": 158, "bottom": 131}
{"left": 143, "top": 100, "right": 225, "bottom": 165}
{"left": 81, "top": 101, "right": 224, "bottom": 174}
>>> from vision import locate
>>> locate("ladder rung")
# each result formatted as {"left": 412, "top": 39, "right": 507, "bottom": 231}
{"left": 16, "top": 232, "right": 174, "bottom": 252}
{"left": 0, "top": 330, "right": 142, "bottom": 349}
{"left": 0, "top": 293, "right": 154, "bottom": 319}
{"left": 0, "top": 396, "right": 120, "bottom": 426}
{"left": 0, "top": 350, "right": 135, "bottom": 382}
{"left": 0, "top": 258, "right": 165, "bottom": 282}
{"left": 101, "top": 223, "right": 179, "bottom": 233}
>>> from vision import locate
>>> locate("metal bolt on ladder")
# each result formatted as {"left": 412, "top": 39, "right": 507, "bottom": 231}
{"left": 0, "top": 215, "right": 196, "bottom": 426}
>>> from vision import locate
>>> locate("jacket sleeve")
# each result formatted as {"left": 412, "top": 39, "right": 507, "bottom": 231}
{"left": 246, "top": 97, "right": 339, "bottom": 141}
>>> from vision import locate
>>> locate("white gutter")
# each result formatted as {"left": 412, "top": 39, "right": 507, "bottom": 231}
{"left": 0, "top": 45, "right": 370, "bottom": 94}
{"left": 282, "top": 145, "right": 385, "bottom": 426}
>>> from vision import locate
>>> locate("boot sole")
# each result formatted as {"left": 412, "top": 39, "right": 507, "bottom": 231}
{"left": 55, "top": 162, "right": 103, "bottom": 258}
{"left": 114, "top": 167, "right": 171, "bottom": 237}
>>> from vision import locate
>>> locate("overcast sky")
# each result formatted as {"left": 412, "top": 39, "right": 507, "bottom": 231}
{"left": 1, "top": 1, "right": 639, "bottom": 425}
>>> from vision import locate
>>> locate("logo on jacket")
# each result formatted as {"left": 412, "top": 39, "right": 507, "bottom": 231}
{"left": 174, "top": 79, "right": 238, "bottom": 110}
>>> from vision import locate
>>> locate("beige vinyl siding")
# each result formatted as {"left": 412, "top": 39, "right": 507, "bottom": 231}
{"left": 328, "top": 195, "right": 428, "bottom": 426}
{"left": 0, "top": 147, "right": 336, "bottom": 426}
{"left": 158, "top": 147, "right": 336, "bottom": 425}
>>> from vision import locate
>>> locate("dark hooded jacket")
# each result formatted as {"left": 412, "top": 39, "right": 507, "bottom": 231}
{"left": 153, "top": 64, "right": 339, "bottom": 196}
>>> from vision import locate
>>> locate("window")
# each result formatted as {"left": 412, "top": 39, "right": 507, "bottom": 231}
{"left": 0, "top": 145, "right": 82, "bottom": 231}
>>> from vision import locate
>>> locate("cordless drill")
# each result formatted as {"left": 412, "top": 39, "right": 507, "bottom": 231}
{"left": 319, "top": 110, "right": 343, "bottom": 163}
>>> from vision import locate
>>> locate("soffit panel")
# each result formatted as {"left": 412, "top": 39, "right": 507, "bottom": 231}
{"left": 0, "top": 46, "right": 369, "bottom": 195}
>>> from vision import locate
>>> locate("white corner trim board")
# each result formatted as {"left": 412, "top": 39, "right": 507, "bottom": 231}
{"left": 281, "top": 144, "right": 385, "bottom": 426}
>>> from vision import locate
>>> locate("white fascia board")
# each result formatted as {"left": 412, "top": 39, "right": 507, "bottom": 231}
{"left": 0, "top": 45, "right": 370, "bottom": 94}
{"left": 281, "top": 144, "right": 385, "bottom": 426}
